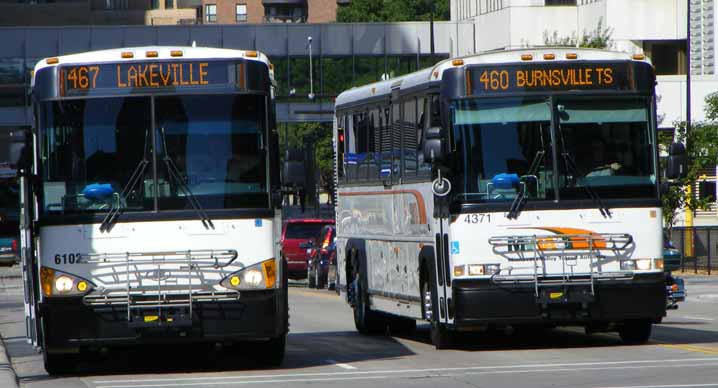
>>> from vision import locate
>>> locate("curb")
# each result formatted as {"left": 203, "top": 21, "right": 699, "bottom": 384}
{"left": 0, "top": 336, "right": 19, "bottom": 388}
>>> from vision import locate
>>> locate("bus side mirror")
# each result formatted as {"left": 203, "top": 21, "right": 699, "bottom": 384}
{"left": 422, "top": 127, "right": 444, "bottom": 164}
{"left": 666, "top": 142, "right": 687, "bottom": 180}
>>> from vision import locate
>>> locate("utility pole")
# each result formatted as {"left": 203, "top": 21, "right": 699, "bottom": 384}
{"left": 686, "top": 0, "right": 692, "bottom": 136}
{"left": 308, "top": 36, "right": 315, "bottom": 100}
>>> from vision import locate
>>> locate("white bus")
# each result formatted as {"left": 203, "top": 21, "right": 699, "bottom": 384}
{"left": 19, "top": 46, "right": 287, "bottom": 373}
{"left": 334, "top": 48, "right": 686, "bottom": 348}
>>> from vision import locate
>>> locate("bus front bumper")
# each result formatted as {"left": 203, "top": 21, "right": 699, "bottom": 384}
{"left": 40, "top": 289, "right": 288, "bottom": 351}
{"left": 450, "top": 272, "right": 666, "bottom": 327}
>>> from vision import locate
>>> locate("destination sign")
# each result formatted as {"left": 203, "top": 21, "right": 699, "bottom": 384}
{"left": 466, "top": 62, "right": 649, "bottom": 95}
{"left": 59, "top": 61, "right": 233, "bottom": 96}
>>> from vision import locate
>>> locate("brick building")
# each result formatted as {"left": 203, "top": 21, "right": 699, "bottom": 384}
{"left": 199, "top": 0, "right": 339, "bottom": 24}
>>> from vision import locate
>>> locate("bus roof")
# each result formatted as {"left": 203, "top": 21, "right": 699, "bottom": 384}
{"left": 32, "top": 46, "right": 272, "bottom": 86}
{"left": 335, "top": 47, "right": 651, "bottom": 110}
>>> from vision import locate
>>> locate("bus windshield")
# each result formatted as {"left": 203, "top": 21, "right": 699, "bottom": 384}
{"left": 452, "top": 97, "right": 554, "bottom": 203}
{"left": 452, "top": 96, "right": 657, "bottom": 203}
{"left": 40, "top": 94, "right": 268, "bottom": 215}
{"left": 556, "top": 97, "right": 657, "bottom": 199}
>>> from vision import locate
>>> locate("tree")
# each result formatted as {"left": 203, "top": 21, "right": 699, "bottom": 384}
{"left": 337, "top": 0, "right": 450, "bottom": 23}
{"left": 278, "top": 122, "right": 335, "bottom": 192}
{"left": 543, "top": 18, "right": 613, "bottom": 49}
{"left": 661, "top": 93, "right": 718, "bottom": 229}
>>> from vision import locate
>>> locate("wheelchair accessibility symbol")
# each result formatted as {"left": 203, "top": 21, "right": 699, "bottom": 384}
{"left": 450, "top": 241, "right": 460, "bottom": 255}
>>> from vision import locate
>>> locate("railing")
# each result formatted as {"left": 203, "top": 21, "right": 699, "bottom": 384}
{"left": 668, "top": 226, "right": 718, "bottom": 274}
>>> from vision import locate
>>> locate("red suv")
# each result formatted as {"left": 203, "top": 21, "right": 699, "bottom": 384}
{"left": 281, "top": 218, "right": 334, "bottom": 279}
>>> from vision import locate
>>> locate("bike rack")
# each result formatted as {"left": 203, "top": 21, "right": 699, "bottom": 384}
{"left": 488, "top": 233, "right": 634, "bottom": 299}
{"left": 80, "top": 249, "right": 238, "bottom": 326}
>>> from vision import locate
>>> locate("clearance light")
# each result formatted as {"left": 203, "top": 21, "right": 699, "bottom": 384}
{"left": 121, "top": 51, "right": 134, "bottom": 59}
{"left": 543, "top": 53, "right": 556, "bottom": 60}
{"left": 566, "top": 53, "right": 578, "bottom": 60}
{"left": 170, "top": 50, "right": 183, "bottom": 57}
{"left": 262, "top": 260, "right": 277, "bottom": 288}
{"left": 452, "top": 59, "right": 465, "bottom": 66}
{"left": 453, "top": 265, "right": 465, "bottom": 277}
{"left": 45, "top": 57, "right": 59, "bottom": 65}
{"left": 632, "top": 53, "right": 646, "bottom": 60}
{"left": 521, "top": 54, "right": 533, "bottom": 61}
{"left": 245, "top": 50, "right": 258, "bottom": 58}
{"left": 145, "top": 51, "right": 159, "bottom": 58}
{"left": 40, "top": 267, "right": 54, "bottom": 297}
{"left": 654, "top": 259, "right": 664, "bottom": 270}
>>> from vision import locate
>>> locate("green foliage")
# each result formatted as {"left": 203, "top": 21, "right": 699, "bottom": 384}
{"left": 543, "top": 18, "right": 613, "bottom": 49}
{"left": 661, "top": 93, "right": 718, "bottom": 229}
{"left": 337, "top": 0, "right": 450, "bottom": 23}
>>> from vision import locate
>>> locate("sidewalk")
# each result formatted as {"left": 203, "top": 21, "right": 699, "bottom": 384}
{"left": 0, "top": 265, "right": 22, "bottom": 388}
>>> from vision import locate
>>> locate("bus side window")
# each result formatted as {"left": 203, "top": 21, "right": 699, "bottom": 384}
{"left": 402, "top": 97, "right": 418, "bottom": 177}
{"left": 368, "top": 108, "right": 380, "bottom": 180}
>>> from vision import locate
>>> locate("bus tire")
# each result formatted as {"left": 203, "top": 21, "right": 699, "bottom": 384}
{"left": 422, "top": 278, "right": 452, "bottom": 349}
{"left": 257, "top": 335, "right": 286, "bottom": 367}
{"left": 43, "top": 351, "right": 76, "bottom": 375}
{"left": 352, "top": 263, "right": 386, "bottom": 335}
{"left": 618, "top": 319, "right": 652, "bottom": 344}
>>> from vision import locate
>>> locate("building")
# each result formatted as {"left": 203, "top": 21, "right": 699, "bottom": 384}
{"left": 451, "top": 0, "right": 718, "bottom": 228}
{"left": 0, "top": 0, "right": 339, "bottom": 26}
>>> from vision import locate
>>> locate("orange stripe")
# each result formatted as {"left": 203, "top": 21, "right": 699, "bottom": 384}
{"left": 531, "top": 227, "right": 606, "bottom": 250}
{"left": 338, "top": 190, "right": 427, "bottom": 224}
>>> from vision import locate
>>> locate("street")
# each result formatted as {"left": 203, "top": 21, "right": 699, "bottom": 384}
{"left": 1, "top": 269, "right": 717, "bottom": 388}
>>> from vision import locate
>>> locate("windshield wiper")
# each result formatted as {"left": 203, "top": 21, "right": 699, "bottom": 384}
{"left": 507, "top": 150, "right": 545, "bottom": 220}
{"left": 562, "top": 151, "right": 612, "bottom": 218}
{"left": 100, "top": 129, "right": 150, "bottom": 232}
{"left": 160, "top": 127, "right": 214, "bottom": 230}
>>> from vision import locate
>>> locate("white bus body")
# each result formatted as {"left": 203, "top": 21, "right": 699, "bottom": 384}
{"left": 334, "top": 48, "right": 667, "bottom": 348}
{"left": 21, "top": 47, "right": 287, "bottom": 373}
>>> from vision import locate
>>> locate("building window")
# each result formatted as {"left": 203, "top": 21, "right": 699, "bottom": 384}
{"left": 205, "top": 4, "right": 217, "bottom": 23}
{"left": 165, "top": 0, "right": 173, "bottom": 9}
{"left": 236, "top": 4, "right": 247, "bottom": 22}
{"left": 546, "top": 0, "right": 577, "bottom": 5}
{"left": 150, "top": 0, "right": 159, "bottom": 9}
{"left": 264, "top": 4, "right": 307, "bottom": 23}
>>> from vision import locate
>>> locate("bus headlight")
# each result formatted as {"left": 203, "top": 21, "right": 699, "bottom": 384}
{"left": 221, "top": 258, "right": 277, "bottom": 290}
{"left": 635, "top": 259, "right": 652, "bottom": 270}
{"left": 40, "top": 267, "right": 94, "bottom": 297}
{"left": 466, "top": 264, "right": 500, "bottom": 276}
{"left": 620, "top": 259, "right": 656, "bottom": 271}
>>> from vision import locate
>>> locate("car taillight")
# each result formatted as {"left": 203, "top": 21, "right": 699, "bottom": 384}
{"left": 322, "top": 234, "right": 331, "bottom": 249}
{"left": 11, "top": 239, "right": 17, "bottom": 253}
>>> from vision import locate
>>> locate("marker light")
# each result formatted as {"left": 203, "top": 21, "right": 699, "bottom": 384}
{"left": 452, "top": 59, "right": 465, "bottom": 66}
{"left": 46, "top": 57, "right": 59, "bottom": 65}
{"left": 245, "top": 51, "right": 258, "bottom": 58}
{"left": 632, "top": 53, "right": 646, "bottom": 60}
{"left": 543, "top": 53, "right": 556, "bottom": 60}
{"left": 145, "top": 51, "right": 159, "bottom": 58}
{"left": 521, "top": 54, "right": 533, "bottom": 61}
{"left": 121, "top": 51, "right": 134, "bottom": 59}
{"left": 566, "top": 53, "right": 578, "bottom": 59}
{"left": 454, "top": 265, "right": 465, "bottom": 277}
{"left": 654, "top": 259, "right": 664, "bottom": 270}
{"left": 170, "top": 50, "right": 183, "bottom": 57}
{"left": 54, "top": 276, "right": 74, "bottom": 293}
{"left": 262, "top": 260, "right": 277, "bottom": 288}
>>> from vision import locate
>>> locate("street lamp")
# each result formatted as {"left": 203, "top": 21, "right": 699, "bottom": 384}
{"left": 307, "top": 36, "right": 315, "bottom": 101}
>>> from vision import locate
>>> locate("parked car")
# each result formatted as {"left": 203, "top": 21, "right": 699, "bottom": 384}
{"left": 663, "top": 233, "right": 686, "bottom": 310}
{"left": 305, "top": 225, "right": 336, "bottom": 289}
{"left": 0, "top": 236, "right": 18, "bottom": 266}
{"left": 281, "top": 218, "right": 334, "bottom": 279}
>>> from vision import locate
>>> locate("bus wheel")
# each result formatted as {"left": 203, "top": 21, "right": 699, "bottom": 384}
{"left": 43, "top": 351, "right": 76, "bottom": 375}
{"left": 422, "top": 280, "right": 452, "bottom": 349}
{"left": 352, "top": 269, "right": 386, "bottom": 335}
{"left": 257, "top": 335, "right": 286, "bottom": 367}
{"left": 618, "top": 320, "right": 652, "bottom": 344}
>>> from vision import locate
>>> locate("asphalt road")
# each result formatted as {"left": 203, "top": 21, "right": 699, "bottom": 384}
{"left": 1, "top": 269, "right": 718, "bottom": 388}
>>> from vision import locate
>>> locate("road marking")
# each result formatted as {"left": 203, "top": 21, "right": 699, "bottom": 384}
{"left": 659, "top": 344, "right": 718, "bottom": 355}
{"left": 326, "top": 359, "right": 357, "bottom": 370}
{"left": 291, "top": 289, "right": 341, "bottom": 300}
{"left": 678, "top": 316, "right": 715, "bottom": 321}
{"left": 595, "top": 384, "right": 718, "bottom": 388}
{"left": 91, "top": 357, "right": 718, "bottom": 385}
{"left": 93, "top": 362, "right": 718, "bottom": 388}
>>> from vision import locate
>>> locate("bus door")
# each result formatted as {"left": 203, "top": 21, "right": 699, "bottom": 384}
{"left": 18, "top": 129, "right": 42, "bottom": 349}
